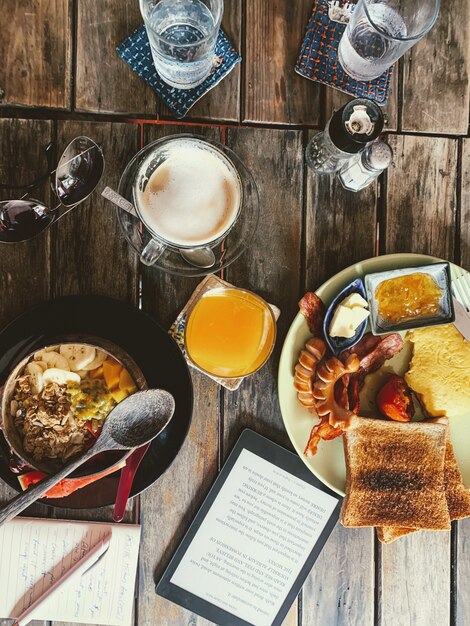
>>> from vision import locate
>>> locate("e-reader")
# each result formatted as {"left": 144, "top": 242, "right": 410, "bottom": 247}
{"left": 156, "top": 429, "right": 342, "bottom": 626}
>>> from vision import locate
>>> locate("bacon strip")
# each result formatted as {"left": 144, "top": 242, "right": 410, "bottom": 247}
{"left": 340, "top": 333, "right": 404, "bottom": 410}
{"left": 341, "top": 333, "right": 404, "bottom": 374}
{"left": 304, "top": 419, "right": 344, "bottom": 457}
{"left": 298, "top": 292, "right": 326, "bottom": 337}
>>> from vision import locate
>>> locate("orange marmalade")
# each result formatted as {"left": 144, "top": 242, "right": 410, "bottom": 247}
{"left": 375, "top": 272, "right": 442, "bottom": 323}
{"left": 185, "top": 288, "right": 276, "bottom": 378}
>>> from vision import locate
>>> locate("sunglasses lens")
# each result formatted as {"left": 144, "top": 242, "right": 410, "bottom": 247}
{"left": 55, "top": 136, "right": 104, "bottom": 208}
{"left": 0, "top": 199, "right": 54, "bottom": 243}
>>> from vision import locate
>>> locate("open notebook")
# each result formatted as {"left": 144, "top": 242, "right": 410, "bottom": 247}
{"left": 0, "top": 517, "right": 141, "bottom": 626}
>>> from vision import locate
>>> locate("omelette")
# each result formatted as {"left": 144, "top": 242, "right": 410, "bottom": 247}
{"left": 406, "top": 324, "right": 470, "bottom": 418}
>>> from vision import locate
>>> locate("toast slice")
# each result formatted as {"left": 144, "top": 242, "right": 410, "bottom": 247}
{"left": 443, "top": 436, "right": 470, "bottom": 520}
{"left": 378, "top": 431, "right": 470, "bottom": 543}
{"left": 376, "top": 526, "right": 417, "bottom": 543}
{"left": 340, "top": 416, "right": 450, "bottom": 530}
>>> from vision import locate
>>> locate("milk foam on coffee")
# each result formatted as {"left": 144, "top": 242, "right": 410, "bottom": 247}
{"left": 136, "top": 140, "right": 241, "bottom": 247}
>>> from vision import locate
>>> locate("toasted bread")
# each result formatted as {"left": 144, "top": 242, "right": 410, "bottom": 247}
{"left": 378, "top": 430, "right": 470, "bottom": 543}
{"left": 340, "top": 416, "right": 450, "bottom": 530}
{"left": 443, "top": 437, "right": 470, "bottom": 520}
{"left": 376, "top": 526, "right": 417, "bottom": 543}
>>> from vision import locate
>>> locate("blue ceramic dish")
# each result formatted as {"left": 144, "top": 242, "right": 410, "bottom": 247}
{"left": 323, "top": 278, "right": 369, "bottom": 356}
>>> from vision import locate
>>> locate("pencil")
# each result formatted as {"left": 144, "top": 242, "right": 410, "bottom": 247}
{"left": 12, "top": 531, "right": 112, "bottom": 626}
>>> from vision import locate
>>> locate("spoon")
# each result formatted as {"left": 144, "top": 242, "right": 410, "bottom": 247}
{"left": 101, "top": 187, "right": 216, "bottom": 269}
{"left": 0, "top": 389, "right": 175, "bottom": 527}
{"left": 113, "top": 442, "right": 150, "bottom": 522}
{"left": 179, "top": 246, "right": 216, "bottom": 268}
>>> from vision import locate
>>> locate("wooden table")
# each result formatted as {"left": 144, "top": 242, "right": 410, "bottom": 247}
{"left": 0, "top": 1, "right": 469, "bottom": 625}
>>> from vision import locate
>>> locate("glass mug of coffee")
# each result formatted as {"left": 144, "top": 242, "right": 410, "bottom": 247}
{"left": 132, "top": 136, "right": 242, "bottom": 267}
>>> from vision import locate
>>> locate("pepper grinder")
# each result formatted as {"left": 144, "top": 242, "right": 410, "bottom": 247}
{"left": 305, "top": 98, "right": 384, "bottom": 175}
{"left": 338, "top": 140, "right": 393, "bottom": 192}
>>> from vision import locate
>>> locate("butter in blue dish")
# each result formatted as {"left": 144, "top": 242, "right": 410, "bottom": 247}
{"left": 323, "top": 278, "right": 370, "bottom": 356}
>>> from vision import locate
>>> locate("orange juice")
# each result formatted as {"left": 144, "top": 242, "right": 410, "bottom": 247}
{"left": 185, "top": 288, "right": 276, "bottom": 378}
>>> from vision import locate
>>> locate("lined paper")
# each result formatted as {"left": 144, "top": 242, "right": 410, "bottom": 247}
{"left": 0, "top": 517, "right": 141, "bottom": 625}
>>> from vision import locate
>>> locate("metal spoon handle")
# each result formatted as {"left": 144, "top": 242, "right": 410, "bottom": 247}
{"left": 101, "top": 187, "right": 138, "bottom": 217}
{"left": 0, "top": 441, "right": 107, "bottom": 527}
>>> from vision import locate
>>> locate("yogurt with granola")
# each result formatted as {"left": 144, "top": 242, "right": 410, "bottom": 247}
{"left": 10, "top": 344, "right": 137, "bottom": 468}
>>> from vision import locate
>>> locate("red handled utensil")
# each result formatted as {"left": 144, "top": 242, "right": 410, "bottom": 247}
{"left": 113, "top": 443, "right": 150, "bottom": 522}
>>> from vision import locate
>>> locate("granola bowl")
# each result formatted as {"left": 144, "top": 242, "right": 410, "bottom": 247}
{"left": 0, "top": 338, "right": 146, "bottom": 479}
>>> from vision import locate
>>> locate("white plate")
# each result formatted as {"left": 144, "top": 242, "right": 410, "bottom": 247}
{"left": 278, "top": 253, "right": 470, "bottom": 496}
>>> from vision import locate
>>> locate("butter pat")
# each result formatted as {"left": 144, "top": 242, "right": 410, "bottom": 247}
{"left": 341, "top": 293, "right": 368, "bottom": 309}
{"left": 329, "top": 293, "right": 370, "bottom": 339}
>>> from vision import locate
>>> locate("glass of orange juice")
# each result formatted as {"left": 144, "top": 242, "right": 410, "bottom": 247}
{"left": 185, "top": 287, "right": 276, "bottom": 378}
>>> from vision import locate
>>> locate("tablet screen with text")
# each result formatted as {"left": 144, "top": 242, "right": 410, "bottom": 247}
{"left": 156, "top": 429, "right": 341, "bottom": 626}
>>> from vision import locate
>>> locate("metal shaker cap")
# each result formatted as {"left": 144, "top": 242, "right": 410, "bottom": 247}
{"left": 329, "top": 98, "right": 384, "bottom": 154}
{"left": 363, "top": 140, "right": 393, "bottom": 170}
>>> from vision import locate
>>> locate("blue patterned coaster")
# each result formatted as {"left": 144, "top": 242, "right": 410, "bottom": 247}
{"left": 117, "top": 25, "right": 241, "bottom": 119}
{"left": 295, "top": 0, "right": 393, "bottom": 105}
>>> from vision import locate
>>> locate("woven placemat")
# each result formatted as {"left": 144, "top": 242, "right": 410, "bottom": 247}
{"left": 117, "top": 25, "right": 241, "bottom": 119}
{"left": 169, "top": 276, "right": 280, "bottom": 391}
{"left": 295, "top": 0, "right": 393, "bottom": 105}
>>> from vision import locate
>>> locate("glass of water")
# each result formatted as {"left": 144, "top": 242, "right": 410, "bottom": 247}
{"left": 140, "top": 0, "right": 223, "bottom": 89}
{"left": 338, "top": 0, "right": 440, "bottom": 82}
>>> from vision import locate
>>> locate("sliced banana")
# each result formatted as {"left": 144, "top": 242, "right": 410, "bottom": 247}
{"left": 35, "top": 361, "right": 48, "bottom": 371}
{"left": 81, "top": 349, "right": 108, "bottom": 371}
{"left": 75, "top": 369, "right": 89, "bottom": 379}
{"left": 42, "top": 368, "right": 81, "bottom": 386}
{"left": 59, "top": 344, "right": 96, "bottom": 371}
{"left": 26, "top": 362, "right": 44, "bottom": 394}
{"left": 33, "top": 346, "right": 59, "bottom": 359}
{"left": 34, "top": 350, "right": 70, "bottom": 371}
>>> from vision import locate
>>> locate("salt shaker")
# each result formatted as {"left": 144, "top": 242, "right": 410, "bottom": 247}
{"left": 305, "top": 98, "right": 384, "bottom": 175}
{"left": 338, "top": 140, "right": 393, "bottom": 192}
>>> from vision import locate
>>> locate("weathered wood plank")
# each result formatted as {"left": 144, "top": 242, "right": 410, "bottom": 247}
{"left": 244, "top": 1, "right": 321, "bottom": 125}
{"left": 384, "top": 135, "right": 458, "bottom": 257}
{"left": 140, "top": 122, "right": 222, "bottom": 324}
{"left": 324, "top": 66, "right": 398, "bottom": 132}
{"left": 302, "top": 526, "right": 374, "bottom": 626}
{"left": 456, "top": 518, "right": 470, "bottom": 626}
{"left": 53, "top": 120, "right": 140, "bottom": 300}
{"left": 305, "top": 130, "right": 378, "bottom": 289}
{"left": 379, "top": 532, "right": 451, "bottom": 626}
{"left": 223, "top": 127, "right": 304, "bottom": 448}
{"left": 0, "top": 118, "right": 53, "bottom": 626}
{"left": 0, "top": 119, "right": 53, "bottom": 327}
{"left": 0, "top": 0, "right": 71, "bottom": 109}
{"left": 303, "top": 130, "right": 376, "bottom": 626}
{"left": 401, "top": 0, "right": 470, "bottom": 134}
{"left": 159, "top": 0, "right": 242, "bottom": 121}
{"left": 0, "top": 619, "right": 46, "bottom": 626}
{"left": 455, "top": 139, "right": 470, "bottom": 626}
{"left": 76, "top": 0, "right": 155, "bottom": 115}
{"left": 136, "top": 123, "right": 221, "bottom": 626}
{"left": 221, "top": 127, "right": 303, "bottom": 626}
{"left": 48, "top": 121, "right": 140, "bottom": 626}
{"left": 460, "top": 138, "right": 470, "bottom": 271}
{"left": 379, "top": 133, "right": 457, "bottom": 626}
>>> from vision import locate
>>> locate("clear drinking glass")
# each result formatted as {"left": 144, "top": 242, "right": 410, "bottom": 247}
{"left": 139, "top": 0, "right": 223, "bottom": 89}
{"left": 338, "top": 0, "right": 440, "bottom": 81}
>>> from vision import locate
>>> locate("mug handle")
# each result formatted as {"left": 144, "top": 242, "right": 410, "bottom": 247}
{"left": 141, "top": 239, "right": 166, "bottom": 266}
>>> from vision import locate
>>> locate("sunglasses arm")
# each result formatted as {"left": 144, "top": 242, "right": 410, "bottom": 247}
{"left": 50, "top": 202, "right": 80, "bottom": 223}
{"left": 0, "top": 143, "right": 55, "bottom": 193}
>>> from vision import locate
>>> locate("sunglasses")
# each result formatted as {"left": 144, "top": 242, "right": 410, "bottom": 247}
{"left": 0, "top": 136, "right": 104, "bottom": 243}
